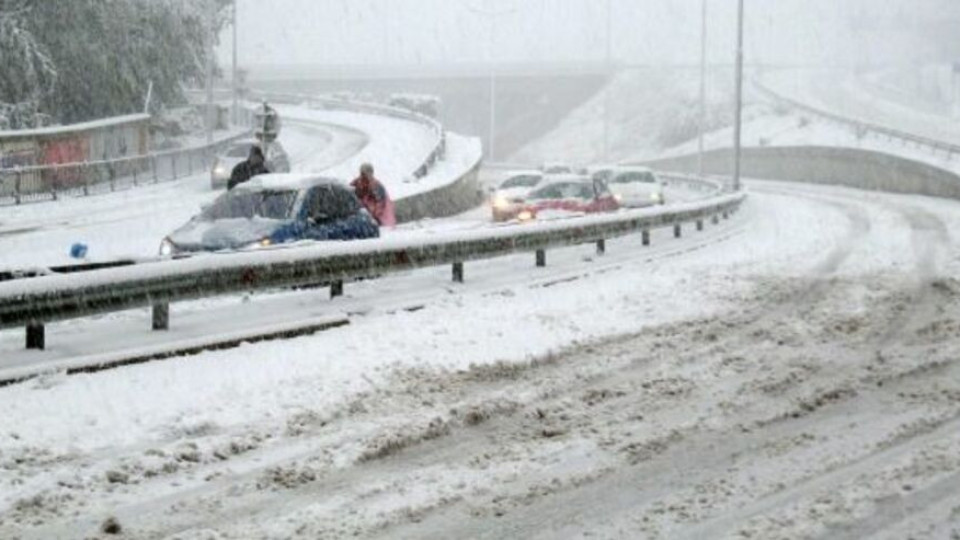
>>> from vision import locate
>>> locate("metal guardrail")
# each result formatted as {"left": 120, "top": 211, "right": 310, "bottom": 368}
{"left": 250, "top": 90, "right": 446, "bottom": 180}
{"left": 0, "top": 189, "right": 745, "bottom": 349}
{"left": 753, "top": 79, "right": 960, "bottom": 159}
{"left": 0, "top": 131, "right": 252, "bottom": 205}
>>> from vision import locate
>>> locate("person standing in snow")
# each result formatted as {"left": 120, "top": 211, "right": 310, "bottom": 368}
{"left": 227, "top": 145, "right": 270, "bottom": 190}
{"left": 350, "top": 163, "right": 396, "bottom": 227}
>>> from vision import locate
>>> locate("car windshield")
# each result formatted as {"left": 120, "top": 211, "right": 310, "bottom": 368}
{"left": 501, "top": 175, "right": 541, "bottom": 189}
{"left": 202, "top": 190, "right": 298, "bottom": 220}
{"left": 528, "top": 182, "right": 594, "bottom": 201}
{"left": 612, "top": 172, "right": 657, "bottom": 184}
{"left": 225, "top": 144, "right": 253, "bottom": 158}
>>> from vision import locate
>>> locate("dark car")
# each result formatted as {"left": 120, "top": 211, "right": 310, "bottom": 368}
{"left": 160, "top": 174, "right": 379, "bottom": 256}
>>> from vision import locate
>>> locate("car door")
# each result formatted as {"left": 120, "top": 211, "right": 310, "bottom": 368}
{"left": 302, "top": 185, "right": 375, "bottom": 241}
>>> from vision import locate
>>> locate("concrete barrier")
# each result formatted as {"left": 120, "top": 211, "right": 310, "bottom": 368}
{"left": 395, "top": 161, "right": 483, "bottom": 224}
{"left": 642, "top": 146, "right": 960, "bottom": 200}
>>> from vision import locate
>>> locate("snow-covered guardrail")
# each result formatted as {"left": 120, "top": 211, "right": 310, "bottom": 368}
{"left": 250, "top": 90, "right": 446, "bottom": 180}
{"left": 645, "top": 146, "right": 960, "bottom": 200}
{"left": 753, "top": 79, "right": 960, "bottom": 160}
{"left": 0, "top": 192, "right": 745, "bottom": 350}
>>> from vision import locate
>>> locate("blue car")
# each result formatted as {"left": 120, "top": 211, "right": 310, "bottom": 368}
{"left": 160, "top": 175, "right": 379, "bottom": 256}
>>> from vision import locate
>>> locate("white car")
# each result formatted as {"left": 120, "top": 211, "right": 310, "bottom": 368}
{"left": 607, "top": 167, "right": 666, "bottom": 208}
{"left": 210, "top": 139, "right": 291, "bottom": 190}
{"left": 541, "top": 162, "right": 575, "bottom": 175}
{"left": 490, "top": 170, "right": 543, "bottom": 222}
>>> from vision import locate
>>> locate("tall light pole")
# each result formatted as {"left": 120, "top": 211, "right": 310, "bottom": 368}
{"left": 697, "top": 0, "right": 708, "bottom": 179}
{"left": 205, "top": 0, "right": 216, "bottom": 144}
{"left": 232, "top": 0, "right": 239, "bottom": 126}
{"left": 468, "top": 2, "right": 517, "bottom": 163}
{"left": 603, "top": 0, "right": 613, "bottom": 163}
{"left": 732, "top": 0, "right": 745, "bottom": 192}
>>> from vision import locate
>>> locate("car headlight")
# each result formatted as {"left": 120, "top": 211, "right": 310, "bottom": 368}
{"left": 493, "top": 195, "right": 511, "bottom": 210}
{"left": 651, "top": 192, "right": 663, "bottom": 202}
{"left": 613, "top": 194, "right": 623, "bottom": 203}
{"left": 243, "top": 238, "right": 273, "bottom": 250}
{"left": 517, "top": 210, "right": 534, "bottom": 222}
{"left": 159, "top": 238, "right": 175, "bottom": 256}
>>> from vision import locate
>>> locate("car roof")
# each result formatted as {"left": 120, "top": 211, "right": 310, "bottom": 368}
{"left": 504, "top": 170, "right": 542, "bottom": 177}
{"left": 612, "top": 166, "right": 654, "bottom": 174}
{"left": 235, "top": 174, "right": 344, "bottom": 192}
{"left": 535, "top": 174, "right": 593, "bottom": 187}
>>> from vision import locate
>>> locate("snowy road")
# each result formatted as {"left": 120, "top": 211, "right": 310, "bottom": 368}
{"left": 2, "top": 179, "right": 958, "bottom": 538}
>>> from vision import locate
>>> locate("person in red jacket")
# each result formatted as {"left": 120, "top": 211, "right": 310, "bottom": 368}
{"left": 350, "top": 163, "right": 396, "bottom": 227}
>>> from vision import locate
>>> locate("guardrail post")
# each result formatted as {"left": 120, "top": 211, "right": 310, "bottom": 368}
{"left": 26, "top": 323, "right": 45, "bottom": 350}
{"left": 536, "top": 249, "right": 547, "bottom": 267}
{"left": 596, "top": 239, "right": 606, "bottom": 255}
{"left": 152, "top": 156, "right": 159, "bottom": 183}
{"left": 152, "top": 304, "right": 169, "bottom": 331}
{"left": 696, "top": 220, "right": 704, "bottom": 232}
{"left": 452, "top": 262, "right": 464, "bottom": 283}
{"left": 330, "top": 280, "right": 344, "bottom": 299}
{"left": 172, "top": 156, "right": 178, "bottom": 179}
{"left": 14, "top": 170, "right": 22, "bottom": 205}
{"left": 642, "top": 230, "right": 651, "bottom": 246}
{"left": 712, "top": 214, "right": 720, "bottom": 225}
{"left": 723, "top": 211, "right": 729, "bottom": 220}
{"left": 674, "top": 224, "right": 682, "bottom": 238}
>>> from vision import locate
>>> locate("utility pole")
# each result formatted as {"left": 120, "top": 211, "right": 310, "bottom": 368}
{"left": 733, "top": 0, "right": 744, "bottom": 192}
{"left": 697, "top": 0, "right": 708, "bottom": 179}
{"left": 205, "top": 0, "right": 216, "bottom": 144}
{"left": 468, "top": 2, "right": 517, "bottom": 163}
{"left": 603, "top": 0, "right": 613, "bottom": 163}
{"left": 232, "top": 0, "right": 239, "bottom": 126}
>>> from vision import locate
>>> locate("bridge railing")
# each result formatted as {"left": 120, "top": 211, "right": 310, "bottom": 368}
{"left": 753, "top": 79, "right": 960, "bottom": 160}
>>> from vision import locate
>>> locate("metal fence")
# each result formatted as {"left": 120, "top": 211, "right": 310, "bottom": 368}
{"left": 0, "top": 131, "right": 251, "bottom": 205}
{"left": 753, "top": 79, "right": 960, "bottom": 160}
{"left": 0, "top": 188, "right": 746, "bottom": 350}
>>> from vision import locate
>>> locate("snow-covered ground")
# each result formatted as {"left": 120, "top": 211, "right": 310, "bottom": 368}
{"left": 1, "top": 179, "right": 958, "bottom": 538}
{"left": 4, "top": 67, "right": 960, "bottom": 539}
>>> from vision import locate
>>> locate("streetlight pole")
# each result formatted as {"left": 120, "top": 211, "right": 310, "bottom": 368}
{"left": 232, "top": 0, "right": 239, "bottom": 126}
{"left": 697, "top": 0, "right": 708, "bottom": 179}
{"left": 205, "top": 0, "right": 216, "bottom": 145}
{"left": 732, "top": 0, "right": 744, "bottom": 192}
{"left": 468, "top": 2, "right": 516, "bottom": 163}
{"left": 603, "top": 0, "right": 613, "bottom": 163}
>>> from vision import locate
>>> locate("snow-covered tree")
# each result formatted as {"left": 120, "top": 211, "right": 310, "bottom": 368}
{"left": 0, "top": 0, "right": 228, "bottom": 127}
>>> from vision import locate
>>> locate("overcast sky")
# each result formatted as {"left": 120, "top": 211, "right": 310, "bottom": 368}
{"left": 218, "top": 0, "right": 942, "bottom": 71}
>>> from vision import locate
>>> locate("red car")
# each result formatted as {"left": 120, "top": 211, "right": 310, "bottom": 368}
{"left": 515, "top": 175, "right": 620, "bottom": 221}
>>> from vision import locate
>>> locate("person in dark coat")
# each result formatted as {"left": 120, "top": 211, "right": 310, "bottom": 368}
{"left": 350, "top": 163, "right": 396, "bottom": 227}
{"left": 227, "top": 145, "right": 270, "bottom": 190}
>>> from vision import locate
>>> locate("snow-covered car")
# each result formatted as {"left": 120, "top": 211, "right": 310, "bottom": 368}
{"left": 490, "top": 170, "right": 544, "bottom": 222}
{"left": 541, "top": 162, "right": 575, "bottom": 175}
{"left": 607, "top": 167, "right": 666, "bottom": 208}
{"left": 588, "top": 165, "right": 618, "bottom": 184}
{"left": 160, "top": 174, "right": 379, "bottom": 256}
{"left": 514, "top": 175, "right": 619, "bottom": 222}
{"left": 210, "top": 139, "right": 291, "bottom": 190}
